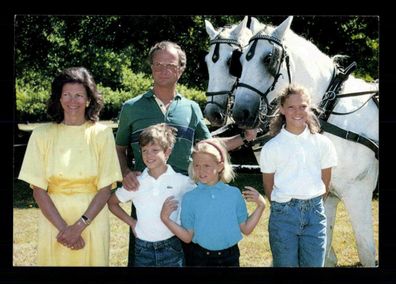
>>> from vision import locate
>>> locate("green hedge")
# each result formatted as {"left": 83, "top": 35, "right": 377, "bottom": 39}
{"left": 16, "top": 68, "right": 207, "bottom": 122}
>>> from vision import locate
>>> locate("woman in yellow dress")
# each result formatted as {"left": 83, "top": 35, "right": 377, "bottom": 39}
{"left": 18, "top": 67, "right": 122, "bottom": 266}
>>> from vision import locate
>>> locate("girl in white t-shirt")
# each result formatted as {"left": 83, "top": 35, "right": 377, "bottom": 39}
{"left": 260, "top": 84, "right": 337, "bottom": 267}
{"left": 108, "top": 123, "right": 195, "bottom": 267}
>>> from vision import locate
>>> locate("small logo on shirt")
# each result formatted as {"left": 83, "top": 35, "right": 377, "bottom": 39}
{"left": 166, "top": 186, "right": 173, "bottom": 190}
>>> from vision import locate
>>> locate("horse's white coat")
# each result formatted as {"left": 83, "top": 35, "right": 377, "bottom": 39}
{"left": 231, "top": 16, "right": 378, "bottom": 267}
{"left": 204, "top": 17, "right": 252, "bottom": 126}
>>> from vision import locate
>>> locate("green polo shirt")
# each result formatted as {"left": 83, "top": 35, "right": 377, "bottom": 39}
{"left": 116, "top": 89, "right": 211, "bottom": 174}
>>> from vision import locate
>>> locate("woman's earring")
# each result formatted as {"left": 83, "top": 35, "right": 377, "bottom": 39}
{"left": 86, "top": 101, "right": 90, "bottom": 107}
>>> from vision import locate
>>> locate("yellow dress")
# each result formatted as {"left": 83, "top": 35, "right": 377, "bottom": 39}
{"left": 18, "top": 121, "right": 122, "bottom": 266}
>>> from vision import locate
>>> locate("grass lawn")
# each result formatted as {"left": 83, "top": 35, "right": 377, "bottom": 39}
{"left": 13, "top": 174, "right": 379, "bottom": 267}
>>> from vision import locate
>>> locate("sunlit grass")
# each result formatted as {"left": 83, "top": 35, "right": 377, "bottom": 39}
{"left": 13, "top": 173, "right": 378, "bottom": 267}
{"left": 13, "top": 198, "right": 378, "bottom": 267}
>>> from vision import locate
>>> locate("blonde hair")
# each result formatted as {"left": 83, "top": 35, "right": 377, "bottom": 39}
{"left": 268, "top": 84, "right": 321, "bottom": 136}
{"left": 139, "top": 123, "right": 177, "bottom": 150}
{"left": 188, "top": 138, "right": 235, "bottom": 183}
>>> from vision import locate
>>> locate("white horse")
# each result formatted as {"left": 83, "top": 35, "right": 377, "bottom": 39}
{"left": 231, "top": 16, "right": 379, "bottom": 267}
{"left": 204, "top": 16, "right": 253, "bottom": 127}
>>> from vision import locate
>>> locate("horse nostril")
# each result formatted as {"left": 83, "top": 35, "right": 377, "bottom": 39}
{"left": 242, "top": 109, "right": 250, "bottom": 120}
{"left": 214, "top": 112, "right": 223, "bottom": 121}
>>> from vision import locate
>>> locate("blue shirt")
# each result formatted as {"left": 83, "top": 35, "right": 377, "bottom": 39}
{"left": 181, "top": 181, "right": 248, "bottom": 250}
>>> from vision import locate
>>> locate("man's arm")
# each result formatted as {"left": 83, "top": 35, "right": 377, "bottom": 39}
{"left": 116, "top": 145, "right": 131, "bottom": 177}
{"left": 220, "top": 129, "right": 258, "bottom": 151}
{"left": 116, "top": 145, "right": 140, "bottom": 191}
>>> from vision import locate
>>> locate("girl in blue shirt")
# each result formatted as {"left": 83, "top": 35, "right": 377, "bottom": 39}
{"left": 161, "top": 138, "right": 266, "bottom": 266}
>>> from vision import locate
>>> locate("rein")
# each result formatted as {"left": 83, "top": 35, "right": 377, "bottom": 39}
{"left": 205, "top": 36, "right": 244, "bottom": 125}
{"left": 236, "top": 31, "right": 292, "bottom": 122}
{"left": 318, "top": 62, "right": 379, "bottom": 159}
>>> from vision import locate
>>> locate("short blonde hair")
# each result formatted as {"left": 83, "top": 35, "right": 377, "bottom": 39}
{"left": 188, "top": 138, "right": 235, "bottom": 183}
{"left": 139, "top": 123, "right": 177, "bottom": 150}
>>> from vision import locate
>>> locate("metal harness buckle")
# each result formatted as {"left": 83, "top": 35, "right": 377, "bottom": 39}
{"left": 346, "top": 131, "right": 360, "bottom": 143}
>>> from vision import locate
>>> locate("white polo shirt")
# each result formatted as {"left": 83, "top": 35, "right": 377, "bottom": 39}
{"left": 115, "top": 165, "right": 196, "bottom": 242}
{"left": 260, "top": 126, "right": 337, "bottom": 202}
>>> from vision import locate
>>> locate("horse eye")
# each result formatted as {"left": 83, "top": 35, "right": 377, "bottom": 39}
{"left": 227, "top": 57, "right": 232, "bottom": 66}
{"left": 263, "top": 53, "right": 272, "bottom": 65}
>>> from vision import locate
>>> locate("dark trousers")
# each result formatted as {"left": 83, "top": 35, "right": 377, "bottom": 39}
{"left": 189, "top": 243, "right": 240, "bottom": 267}
{"left": 127, "top": 203, "right": 193, "bottom": 267}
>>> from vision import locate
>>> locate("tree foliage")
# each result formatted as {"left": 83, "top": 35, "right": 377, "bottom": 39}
{"left": 15, "top": 15, "right": 379, "bottom": 121}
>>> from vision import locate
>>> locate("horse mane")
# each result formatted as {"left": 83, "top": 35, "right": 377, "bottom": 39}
{"left": 246, "top": 20, "right": 336, "bottom": 104}
{"left": 286, "top": 31, "right": 334, "bottom": 66}
{"left": 217, "top": 23, "right": 252, "bottom": 46}
{"left": 331, "top": 54, "right": 351, "bottom": 69}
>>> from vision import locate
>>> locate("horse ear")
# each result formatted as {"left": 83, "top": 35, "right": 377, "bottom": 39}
{"left": 241, "top": 16, "right": 249, "bottom": 28}
{"left": 272, "top": 16, "right": 293, "bottom": 41}
{"left": 250, "top": 17, "right": 264, "bottom": 35}
{"left": 232, "top": 16, "right": 248, "bottom": 36}
{"left": 205, "top": 19, "right": 218, "bottom": 40}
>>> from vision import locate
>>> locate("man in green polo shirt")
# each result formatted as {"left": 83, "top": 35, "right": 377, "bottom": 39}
{"left": 115, "top": 41, "right": 257, "bottom": 266}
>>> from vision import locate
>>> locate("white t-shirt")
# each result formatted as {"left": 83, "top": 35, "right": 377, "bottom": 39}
{"left": 260, "top": 126, "right": 338, "bottom": 202}
{"left": 115, "top": 165, "right": 195, "bottom": 242}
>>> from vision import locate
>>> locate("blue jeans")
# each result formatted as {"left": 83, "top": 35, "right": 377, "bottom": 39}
{"left": 135, "top": 236, "right": 184, "bottom": 267}
{"left": 269, "top": 195, "right": 327, "bottom": 267}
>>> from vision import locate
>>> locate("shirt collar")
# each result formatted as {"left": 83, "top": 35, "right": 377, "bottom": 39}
{"left": 140, "top": 164, "right": 176, "bottom": 180}
{"left": 197, "top": 181, "right": 224, "bottom": 190}
{"left": 144, "top": 89, "right": 182, "bottom": 100}
{"left": 280, "top": 124, "right": 310, "bottom": 139}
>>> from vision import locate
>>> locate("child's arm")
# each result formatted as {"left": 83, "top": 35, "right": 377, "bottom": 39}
{"left": 262, "top": 173, "right": 275, "bottom": 201}
{"left": 240, "top": 186, "right": 266, "bottom": 235}
{"left": 160, "top": 196, "right": 193, "bottom": 243}
{"left": 107, "top": 192, "right": 137, "bottom": 234}
{"left": 321, "top": 167, "right": 333, "bottom": 200}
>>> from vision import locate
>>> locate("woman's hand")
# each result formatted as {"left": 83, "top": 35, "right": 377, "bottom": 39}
{"left": 59, "top": 235, "right": 85, "bottom": 250}
{"left": 56, "top": 220, "right": 86, "bottom": 249}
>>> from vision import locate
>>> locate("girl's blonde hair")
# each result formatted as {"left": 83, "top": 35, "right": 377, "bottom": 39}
{"left": 268, "top": 84, "right": 322, "bottom": 136}
{"left": 139, "top": 123, "right": 177, "bottom": 150}
{"left": 188, "top": 138, "right": 235, "bottom": 183}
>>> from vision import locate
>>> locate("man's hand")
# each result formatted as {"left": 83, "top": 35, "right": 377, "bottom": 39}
{"left": 243, "top": 128, "right": 259, "bottom": 142}
{"left": 122, "top": 170, "right": 141, "bottom": 191}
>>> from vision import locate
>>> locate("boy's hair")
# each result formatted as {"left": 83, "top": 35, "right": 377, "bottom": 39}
{"left": 139, "top": 123, "right": 177, "bottom": 150}
{"left": 269, "top": 84, "right": 321, "bottom": 136}
{"left": 188, "top": 138, "right": 235, "bottom": 183}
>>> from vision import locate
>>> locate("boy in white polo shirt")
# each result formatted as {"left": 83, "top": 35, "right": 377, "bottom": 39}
{"left": 260, "top": 84, "right": 337, "bottom": 267}
{"left": 108, "top": 123, "right": 195, "bottom": 267}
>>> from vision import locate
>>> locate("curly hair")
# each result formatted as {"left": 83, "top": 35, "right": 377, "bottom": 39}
{"left": 47, "top": 67, "right": 103, "bottom": 123}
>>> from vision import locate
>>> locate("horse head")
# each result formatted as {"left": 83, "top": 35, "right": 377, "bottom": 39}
{"left": 230, "top": 15, "right": 380, "bottom": 268}
{"left": 231, "top": 16, "right": 294, "bottom": 129}
{"left": 204, "top": 16, "right": 253, "bottom": 127}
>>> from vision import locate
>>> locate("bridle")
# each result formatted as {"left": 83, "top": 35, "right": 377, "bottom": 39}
{"left": 236, "top": 30, "right": 292, "bottom": 126}
{"left": 205, "top": 35, "right": 244, "bottom": 126}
